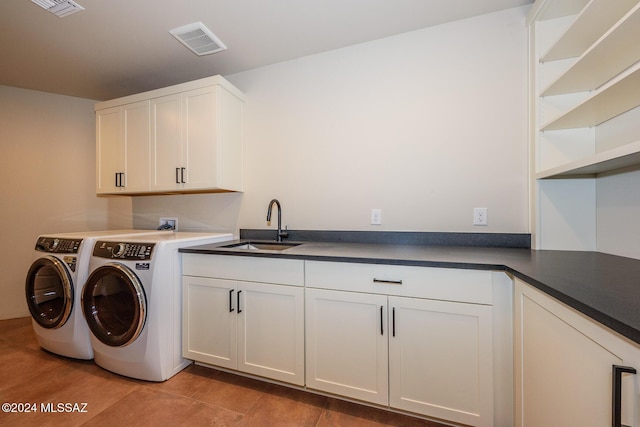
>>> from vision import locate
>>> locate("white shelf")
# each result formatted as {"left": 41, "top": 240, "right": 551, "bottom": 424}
{"left": 541, "top": 63, "right": 640, "bottom": 131}
{"left": 540, "top": 0, "right": 637, "bottom": 62}
{"left": 536, "top": 140, "right": 640, "bottom": 179}
{"left": 530, "top": 0, "right": 588, "bottom": 22}
{"left": 542, "top": 3, "right": 640, "bottom": 95}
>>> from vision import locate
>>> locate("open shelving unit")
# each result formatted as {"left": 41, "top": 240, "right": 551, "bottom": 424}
{"left": 541, "top": 63, "right": 640, "bottom": 131}
{"left": 528, "top": 0, "right": 640, "bottom": 253}
{"left": 541, "top": 3, "right": 640, "bottom": 96}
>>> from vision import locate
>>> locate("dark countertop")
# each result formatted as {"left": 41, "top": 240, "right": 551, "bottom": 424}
{"left": 180, "top": 240, "right": 640, "bottom": 345}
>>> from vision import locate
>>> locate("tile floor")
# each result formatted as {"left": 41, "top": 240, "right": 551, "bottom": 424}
{"left": 0, "top": 317, "right": 448, "bottom": 427}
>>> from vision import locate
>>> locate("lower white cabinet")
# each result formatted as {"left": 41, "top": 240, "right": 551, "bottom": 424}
{"left": 182, "top": 255, "right": 510, "bottom": 426}
{"left": 183, "top": 276, "right": 237, "bottom": 369}
{"left": 305, "top": 261, "right": 495, "bottom": 427}
{"left": 305, "top": 288, "right": 389, "bottom": 405}
{"left": 514, "top": 279, "right": 640, "bottom": 427}
{"left": 388, "top": 295, "right": 493, "bottom": 425}
{"left": 182, "top": 255, "right": 305, "bottom": 386}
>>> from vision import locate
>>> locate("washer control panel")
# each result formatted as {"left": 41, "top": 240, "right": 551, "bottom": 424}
{"left": 35, "top": 237, "right": 82, "bottom": 254}
{"left": 93, "top": 241, "right": 155, "bottom": 260}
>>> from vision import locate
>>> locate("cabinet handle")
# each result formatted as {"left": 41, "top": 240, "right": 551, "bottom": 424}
{"left": 392, "top": 307, "right": 396, "bottom": 337}
{"left": 237, "top": 290, "right": 242, "bottom": 314}
{"left": 229, "top": 289, "right": 235, "bottom": 312}
{"left": 181, "top": 167, "right": 186, "bottom": 183}
{"left": 380, "top": 306, "right": 384, "bottom": 335}
{"left": 373, "top": 278, "right": 403, "bottom": 285}
{"left": 115, "top": 172, "right": 125, "bottom": 188}
{"left": 612, "top": 365, "right": 636, "bottom": 427}
{"left": 175, "top": 168, "right": 180, "bottom": 184}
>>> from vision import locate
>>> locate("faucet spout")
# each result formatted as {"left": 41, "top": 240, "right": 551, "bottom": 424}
{"left": 266, "top": 199, "right": 288, "bottom": 242}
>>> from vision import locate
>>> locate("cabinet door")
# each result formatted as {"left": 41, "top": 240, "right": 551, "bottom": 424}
{"left": 515, "top": 280, "right": 637, "bottom": 427}
{"left": 181, "top": 86, "right": 219, "bottom": 190}
{"left": 305, "top": 288, "right": 389, "bottom": 405}
{"left": 182, "top": 276, "right": 237, "bottom": 370}
{"left": 389, "top": 296, "right": 493, "bottom": 427}
{"left": 237, "top": 281, "right": 304, "bottom": 386}
{"left": 122, "top": 101, "right": 150, "bottom": 193}
{"left": 151, "top": 94, "right": 183, "bottom": 191}
{"left": 96, "top": 106, "right": 123, "bottom": 193}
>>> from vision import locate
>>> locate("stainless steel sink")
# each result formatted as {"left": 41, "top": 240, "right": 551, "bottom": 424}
{"left": 220, "top": 241, "right": 301, "bottom": 251}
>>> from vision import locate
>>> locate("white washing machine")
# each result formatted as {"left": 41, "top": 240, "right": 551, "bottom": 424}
{"left": 81, "top": 232, "right": 232, "bottom": 381}
{"left": 25, "top": 229, "right": 172, "bottom": 359}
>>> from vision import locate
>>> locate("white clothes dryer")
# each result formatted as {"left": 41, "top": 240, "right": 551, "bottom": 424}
{"left": 25, "top": 229, "right": 172, "bottom": 359}
{"left": 81, "top": 232, "right": 232, "bottom": 381}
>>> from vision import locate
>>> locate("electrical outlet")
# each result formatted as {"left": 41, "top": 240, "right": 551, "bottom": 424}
{"left": 371, "top": 209, "right": 382, "bottom": 225}
{"left": 159, "top": 217, "right": 178, "bottom": 230}
{"left": 473, "top": 208, "right": 488, "bottom": 226}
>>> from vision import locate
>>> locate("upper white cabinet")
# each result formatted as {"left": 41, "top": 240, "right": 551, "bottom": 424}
{"left": 95, "top": 101, "right": 151, "bottom": 193}
{"left": 95, "top": 75, "right": 244, "bottom": 195}
{"left": 528, "top": 0, "right": 640, "bottom": 251}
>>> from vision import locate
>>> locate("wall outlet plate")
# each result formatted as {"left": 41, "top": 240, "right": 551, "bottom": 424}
{"left": 473, "top": 208, "right": 488, "bottom": 226}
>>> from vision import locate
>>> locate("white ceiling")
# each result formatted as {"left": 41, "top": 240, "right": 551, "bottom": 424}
{"left": 0, "top": 0, "right": 532, "bottom": 101}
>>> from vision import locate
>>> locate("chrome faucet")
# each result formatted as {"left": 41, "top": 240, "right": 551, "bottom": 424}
{"left": 266, "top": 199, "right": 288, "bottom": 242}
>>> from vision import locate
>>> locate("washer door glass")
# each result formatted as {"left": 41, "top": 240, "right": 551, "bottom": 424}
{"left": 25, "top": 256, "right": 73, "bottom": 329}
{"left": 82, "top": 263, "right": 146, "bottom": 347}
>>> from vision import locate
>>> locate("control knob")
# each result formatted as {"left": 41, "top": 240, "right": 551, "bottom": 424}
{"left": 113, "top": 243, "right": 127, "bottom": 258}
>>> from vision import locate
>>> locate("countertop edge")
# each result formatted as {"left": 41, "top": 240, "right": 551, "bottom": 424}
{"left": 506, "top": 268, "right": 640, "bottom": 345}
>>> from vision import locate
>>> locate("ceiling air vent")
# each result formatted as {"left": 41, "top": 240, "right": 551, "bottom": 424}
{"left": 31, "top": 0, "right": 84, "bottom": 17}
{"left": 170, "top": 22, "right": 227, "bottom": 56}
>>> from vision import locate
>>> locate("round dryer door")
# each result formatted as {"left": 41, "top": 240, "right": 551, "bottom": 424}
{"left": 82, "top": 263, "right": 146, "bottom": 347}
{"left": 25, "top": 256, "right": 73, "bottom": 329}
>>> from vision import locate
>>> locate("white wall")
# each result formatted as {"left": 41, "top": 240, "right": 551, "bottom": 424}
{"left": 597, "top": 167, "right": 640, "bottom": 260}
{"left": 133, "top": 6, "right": 530, "bottom": 235}
{"left": 229, "top": 6, "right": 529, "bottom": 232}
{"left": 0, "top": 85, "right": 133, "bottom": 319}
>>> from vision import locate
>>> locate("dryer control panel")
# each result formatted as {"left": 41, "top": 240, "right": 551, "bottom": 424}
{"left": 35, "top": 237, "right": 82, "bottom": 254}
{"left": 93, "top": 241, "right": 155, "bottom": 260}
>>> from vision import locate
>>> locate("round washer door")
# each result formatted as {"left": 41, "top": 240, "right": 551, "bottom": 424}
{"left": 25, "top": 256, "right": 73, "bottom": 329}
{"left": 82, "top": 263, "right": 146, "bottom": 347}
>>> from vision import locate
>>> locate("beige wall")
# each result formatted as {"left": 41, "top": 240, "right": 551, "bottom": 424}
{"left": 134, "top": 6, "right": 529, "bottom": 234}
{"left": 0, "top": 85, "right": 133, "bottom": 319}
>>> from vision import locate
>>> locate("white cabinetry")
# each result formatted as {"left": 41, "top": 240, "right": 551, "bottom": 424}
{"left": 514, "top": 279, "right": 640, "bottom": 427}
{"left": 151, "top": 85, "right": 243, "bottom": 192}
{"left": 95, "top": 101, "right": 150, "bottom": 193}
{"left": 305, "top": 261, "right": 496, "bottom": 427}
{"left": 528, "top": 0, "right": 640, "bottom": 254}
{"left": 388, "top": 296, "right": 493, "bottom": 424}
{"left": 182, "top": 254, "right": 304, "bottom": 386}
{"left": 305, "top": 288, "right": 389, "bottom": 404}
{"left": 95, "top": 75, "right": 243, "bottom": 195}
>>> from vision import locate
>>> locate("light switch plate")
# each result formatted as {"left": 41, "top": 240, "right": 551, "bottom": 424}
{"left": 371, "top": 209, "right": 382, "bottom": 225}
